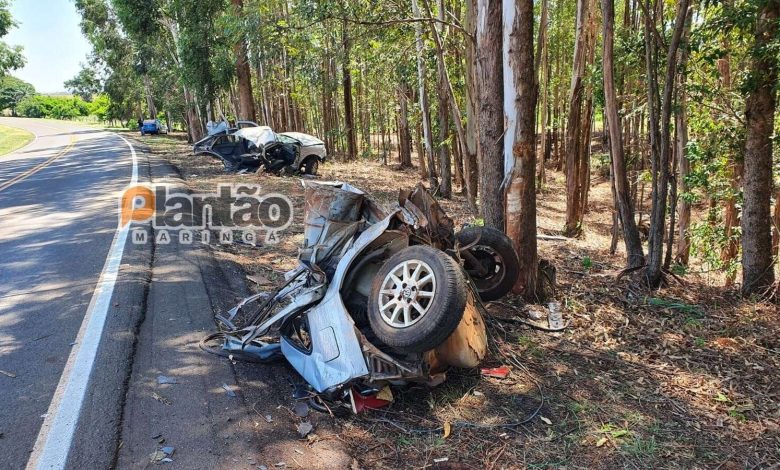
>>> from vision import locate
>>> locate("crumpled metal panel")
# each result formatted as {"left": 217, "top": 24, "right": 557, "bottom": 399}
{"left": 280, "top": 210, "right": 399, "bottom": 391}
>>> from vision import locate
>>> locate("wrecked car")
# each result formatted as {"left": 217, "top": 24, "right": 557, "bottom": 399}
{"left": 205, "top": 182, "right": 520, "bottom": 411}
{"left": 193, "top": 123, "right": 326, "bottom": 175}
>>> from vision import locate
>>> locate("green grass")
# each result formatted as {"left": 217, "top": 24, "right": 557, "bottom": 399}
{"left": 0, "top": 124, "right": 34, "bottom": 156}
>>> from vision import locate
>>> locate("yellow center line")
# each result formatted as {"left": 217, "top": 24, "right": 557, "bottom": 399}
{"left": 0, "top": 136, "right": 76, "bottom": 194}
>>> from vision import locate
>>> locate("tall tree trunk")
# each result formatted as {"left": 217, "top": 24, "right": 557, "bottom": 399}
{"left": 398, "top": 83, "right": 413, "bottom": 167}
{"left": 476, "top": 0, "right": 505, "bottom": 230}
{"left": 602, "top": 0, "right": 645, "bottom": 267}
{"left": 643, "top": 0, "right": 689, "bottom": 287}
{"left": 411, "top": 0, "right": 438, "bottom": 187}
{"left": 563, "top": 0, "right": 590, "bottom": 237}
{"left": 741, "top": 0, "right": 779, "bottom": 296}
{"left": 143, "top": 73, "right": 157, "bottom": 118}
{"left": 421, "top": 0, "right": 477, "bottom": 210}
{"left": 506, "top": 0, "right": 539, "bottom": 300}
{"left": 463, "top": 0, "right": 479, "bottom": 197}
{"left": 675, "top": 34, "right": 692, "bottom": 266}
{"left": 231, "top": 0, "right": 256, "bottom": 122}
{"left": 342, "top": 20, "right": 357, "bottom": 160}
{"left": 535, "top": 0, "right": 549, "bottom": 189}
{"left": 436, "top": 0, "right": 452, "bottom": 198}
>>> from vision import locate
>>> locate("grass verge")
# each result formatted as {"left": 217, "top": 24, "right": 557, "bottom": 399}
{"left": 0, "top": 123, "right": 34, "bottom": 156}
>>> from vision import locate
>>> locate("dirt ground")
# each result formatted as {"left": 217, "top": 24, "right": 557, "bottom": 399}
{"left": 130, "top": 132, "right": 779, "bottom": 469}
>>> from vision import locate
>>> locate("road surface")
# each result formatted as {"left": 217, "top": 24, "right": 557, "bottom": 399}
{"left": 0, "top": 118, "right": 144, "bottom": 469}
{"left": 0, "top": 118, "right": 350, "bottom": 470}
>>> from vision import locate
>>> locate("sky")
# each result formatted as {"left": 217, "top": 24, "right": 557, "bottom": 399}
{"left": 5, "top": 0, "right": 91, "bottom": 94}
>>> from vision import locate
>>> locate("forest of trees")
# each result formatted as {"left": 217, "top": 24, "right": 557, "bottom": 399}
{"left": 71, "top": 0, "right": 780, "bottom": 300}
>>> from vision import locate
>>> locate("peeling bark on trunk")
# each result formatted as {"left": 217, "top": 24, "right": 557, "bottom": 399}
{"left": 741, "top": 0, "right": 779, "bottom": 296}
{"left": 476, "top": 0, "right": 505, "bottom": 230}
{"left": 506, "top": 0, "right": 539, "bottom": 300}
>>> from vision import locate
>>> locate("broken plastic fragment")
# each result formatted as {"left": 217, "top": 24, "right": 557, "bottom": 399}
{"left": 480, "top": 366, "right": 511, "bottom": 379}
{"left": 222, "top": 383, "right": 237, "bottom": 397}
{"left": 157, "top": 375, "right": 178, "bottom": 385}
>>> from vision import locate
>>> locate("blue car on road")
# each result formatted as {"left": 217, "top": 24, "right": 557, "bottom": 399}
{"left": 140, "top": 119, "right": 168, "bottom": 135}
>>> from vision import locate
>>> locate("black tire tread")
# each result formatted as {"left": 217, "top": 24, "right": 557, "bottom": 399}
{"left": 457, "top": 226, "right": 520, "bottom": 301}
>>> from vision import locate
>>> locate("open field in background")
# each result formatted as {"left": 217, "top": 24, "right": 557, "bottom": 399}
{"left": 0, "top": 123, "right": 34, "bottom": 156}
{"left": 126, "top": 132, "right": 779, "bottom": 469}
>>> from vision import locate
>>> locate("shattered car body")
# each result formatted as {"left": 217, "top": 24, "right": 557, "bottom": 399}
{"left": 213, "top": 182, "right": 516, "bottom": 400}
{"left": 193, "top": 122, "right": 326, "bottom": 175}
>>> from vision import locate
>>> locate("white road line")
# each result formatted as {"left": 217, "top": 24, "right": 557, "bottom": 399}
{"left": 26, "top": 133, "right": 138, "bottom": 469}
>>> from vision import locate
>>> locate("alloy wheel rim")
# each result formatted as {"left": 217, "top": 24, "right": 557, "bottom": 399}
{"left": 378, "top": 259, "right": 436, "bottom": 328}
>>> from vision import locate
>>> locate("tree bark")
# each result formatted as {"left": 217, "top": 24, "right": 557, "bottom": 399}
{"left": 741, "top": 0, "right": 779, "bottom": 296}
{"left": 563, "top": 0, "right": 590, "bottom": 237}
{"left": 505, "top": 0, "right": 539, "bottom": 300}
{"left": 643, "top": 0, "right": 689, "bottom": 287}
{"left": 602, "top": 0, "right": 645, "bottom": 268}
{"left": 421, "top": 0, "right": 477, "bottom": 210}
{"left": 231, "top": 0, "right": 256, "bottom": 122}
{"left": 342, "top": 20, "right": 357, "bottom": 160}
{"left": 476, "top": 0, "right": 505, "bottom": 230}
{"left": 411, "top": 0, "right": 438, "bottom": 187}
{"left": 675, "top": 33, "right": 692, "bottom": 266}
{"left": 435, "top": 0, "right": 452, "bottom": 198}
{"left": 398, "top": 83, "right": 413, "bottom": 167}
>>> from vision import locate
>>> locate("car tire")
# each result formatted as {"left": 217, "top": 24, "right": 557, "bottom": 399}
{"left": 456, "top": 226, "right": 520, "bottom": 301}
{"left": 367, "top": 245, "right": 467, "bottom": 353}
{"left": 301, "top": 157, "right": 319, "bottom": 176}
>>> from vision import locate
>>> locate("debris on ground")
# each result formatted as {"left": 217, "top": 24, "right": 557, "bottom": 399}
{"left": 156, "top": 375, "right": 177, "bottom": 385}
{"left": 480, "top": 366, "right": 511, "bottom": 379}
{"left": 149, "top": 446, "right": 175, "bottom": 464}
{"left": 296, "top": 422, "right": 313, "bottom": 438}
{"left": 0, "top": 369, "right": 16, "bottom": 378}
{"left": 222, "top": 383, "right": 237, "bottom": 397}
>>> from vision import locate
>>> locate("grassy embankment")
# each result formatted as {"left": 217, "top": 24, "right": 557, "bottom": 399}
{"left": 0, "top": 123, "right": 34, "bottom": 156}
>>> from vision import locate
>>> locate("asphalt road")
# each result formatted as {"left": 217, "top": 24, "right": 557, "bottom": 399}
{"left": 0, "top": 118, "right": 143, "bottom": 469}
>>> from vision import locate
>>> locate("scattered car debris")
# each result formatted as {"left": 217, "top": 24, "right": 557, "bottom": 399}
{"left": 293, "top": 401, "right": 309, "bottom": 418}
{"left": 203, "top": 182, "right": 523, "bottom": 414}
{"left": 149, "top": 446, "right": 174, "bottom": 464}
{"left": 0, "top": 369, "right": 16, "bottom": 378}
{"left": 296, "top": 422, "right": 313, "bottom": 438}
{"left": 480, "top": 366, "right": 511, "bottom": 379}
{"left": 222, "top": 383, "right": 237, "bottom": 397}
{"left": 157, "top": 375, "right": 177, "bottom": 385}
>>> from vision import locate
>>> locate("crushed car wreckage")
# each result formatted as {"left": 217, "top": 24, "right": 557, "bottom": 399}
{"left": 193, "top": 121, "right": 326, "bottom": 175}
{"left": 202, "top": 181, "right": 521, "bottom": 411}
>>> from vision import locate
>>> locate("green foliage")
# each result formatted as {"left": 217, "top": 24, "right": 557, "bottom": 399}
{"left": 0, "top": 75, "right": 35, "bottom": 115}
{"left": 65, "top": 66, "right": 102, "bottom": 101}
{"left": 16, "top": 95, "right": 90, "bottom": 120}
{"left": 88, "top": 94, "right": 111, "bottom": 121}
{"left": 0, "top": 0, "right": 24, "bottom": 76}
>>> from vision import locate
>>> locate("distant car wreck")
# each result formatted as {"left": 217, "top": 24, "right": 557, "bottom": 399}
{"left": 203, "top": 182, "right": 521, "bottom": 412}
{"left": 193, "top": 121, "right": 326, "bottom": 175}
